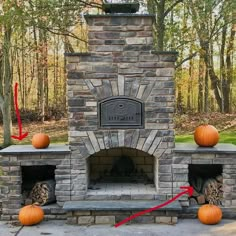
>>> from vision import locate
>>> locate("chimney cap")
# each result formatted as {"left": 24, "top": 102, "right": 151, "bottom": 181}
{"left": 102, "top": 2, "right": 140, "bottom": 14}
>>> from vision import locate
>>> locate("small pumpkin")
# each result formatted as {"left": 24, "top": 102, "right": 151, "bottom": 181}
{"left": 194, "top": 124, "right": 219, "bottom": 147}
{"left": 198, "top": 204, "right": 222, "bottom": 225}
{"left": 32, "top": 133, "right": 50, "bottom": 149}
{"left": 19, "top": 204, "right": 44, "bottom": 226}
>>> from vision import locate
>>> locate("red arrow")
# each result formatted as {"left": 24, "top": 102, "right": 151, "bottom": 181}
{"left": 11, "top": 82, "right": 28, "bottom": 141}
{"left": 115, "top": 186, "right": 193, "bottom": 228}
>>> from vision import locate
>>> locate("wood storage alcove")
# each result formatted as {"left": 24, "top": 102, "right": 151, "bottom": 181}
{"left": 188, "top": 164, "right": 223, "bottom": 205}
{"left": 21, "top": 165, "right": 56, "bottom": 206}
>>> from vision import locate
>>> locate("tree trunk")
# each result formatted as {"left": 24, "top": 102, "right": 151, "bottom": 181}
{"left": 225, "top": 24, "right": 235, "bottom": 113}
{"left": 187, "top": 34, "right": 194, "bottom": 111}
{"left": 63, "top": 36, "right": 74, "bottom": 111}
{"left": 187, "top": 56, "right": 192, "bottom": 110}
{"left": 54, "top": 34, "right": 59, "bottom": 106}
{"left": 22, "top": 34, "right": 26, "bottom": 110}
{"left": 38, "top": 29, "right": 45, "bottom": 122}
{"left": 204, "top": 68, "right": 209, "bottom": 113}
{"left": 0, "top": 27, "right": 13, "bottom": 147}
{"left": 157, "top": 0, "right": 165, "bottom": 51}
{"left": 220, "top": 25, "right": 227, "bottom": 112}
{"left": 33, "top": 25, "right": 40, "bottom": 112}
{"left": 198, "top": 53, "right": 204, "bottom": 112}
{"left": 200, "top": 41, "right": 222, "bottom": 111}
{"left": 1, "top": 100, "right": 12, "bottom": 147}
{"left": 43, "top": 31, "right": 49, "bottom": 114}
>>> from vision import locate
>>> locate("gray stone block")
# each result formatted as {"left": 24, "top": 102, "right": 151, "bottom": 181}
{"left": 78, "top": 216, "right": 95, "bottom": 225}
{"left": 155, "top": 216, "right": 174, "bottom": 224}
{"left": 95, "top": 216, "right": 115, "bottom": 224}
{"left": 173, "top": 174, "right": 188, "bottom": 182}
{"left": 172, "top": 156, "right": 191, "bottom": 164}
{"left": 67, "top": 216, "right": 77, "bottom": 225}
{"left": 132, "top": 216, "right": 155, "bottom": 224}
{"left": 159, "top": 165, "right": 172, "bottom": 173}
{"left": 224, "top": 179, "right": 236, "bottom": 185}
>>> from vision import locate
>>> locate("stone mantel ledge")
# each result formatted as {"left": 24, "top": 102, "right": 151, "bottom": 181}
{"left": 0, "top": 144, "right": 70, "bottom": 155}
{"left": 175, "top": 143, "right": 236, "bottom": 154}
{"left": 1, "top": 143, "right": 236, "bottom": 155}
{"left": 84, "top": 14, "right": 155, "bottom": 18}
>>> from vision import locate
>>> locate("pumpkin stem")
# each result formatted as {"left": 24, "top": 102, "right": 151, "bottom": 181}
{"left": 202, "top": 118, "right": 209, "bottom": 125}
{"left": 209, "top": 199, "right": 214, "bottom": 205}
{"left": 33, "top": 202, "right": 41, "bottom": 206}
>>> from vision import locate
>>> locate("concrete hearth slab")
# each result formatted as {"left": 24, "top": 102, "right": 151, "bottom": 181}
{"left": 63, "top": 200, "right": 181, "bottom": 211}
{"left": 0, "top": 144, "right": 70, "bottom": 155}
{"left": 175, "top": 143, "right": 236, "bottom": 153}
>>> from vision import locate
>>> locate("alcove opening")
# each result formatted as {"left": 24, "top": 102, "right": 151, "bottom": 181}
{"left": 188, "top": 164, "right": 223, "bottom": 205}
{"left": 21, "top": 165, "right": 56, "bottom": 206}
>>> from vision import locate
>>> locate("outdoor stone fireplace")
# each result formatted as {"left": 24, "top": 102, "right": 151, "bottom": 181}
{"left": 66, "top": 9, "right": 177, "bottom": 201}
{"left": 1, "top": 2, "right": 236, "bottom": 224}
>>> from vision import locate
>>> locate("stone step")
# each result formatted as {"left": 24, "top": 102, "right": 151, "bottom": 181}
{"left": 63, "top": 200, "right": 182, "bottom": 211}
{"left": 63, "top": 200, "right": 182, "bottom": 225}
{"left": 84, "top": 193, "right": 159, "bottom": 200}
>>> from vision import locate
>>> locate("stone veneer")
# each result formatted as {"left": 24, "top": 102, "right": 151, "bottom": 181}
{"left": 173, "top": 143, "right": 236, "bottom": 208}
{"left": 0, "top": 145, "right": 70, "bottom": 220}
{"left": 66, "top": 13, "right": 177, "bottom": 200}
{"left": 1, "top": 144, "right": 236, "bottom": 221}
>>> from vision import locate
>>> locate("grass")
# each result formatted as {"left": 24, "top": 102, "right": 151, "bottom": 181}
{"left": 1, "top": 119, "right": 236, "bottom": 146}
{"left": 0, "top": 120, "right": 68, "bottom": 146}
{"left": 175, "top": 131, "right": 236, "bottom": 145}
{"left": 12, "top": 131, "right": 236, "bottom": 146}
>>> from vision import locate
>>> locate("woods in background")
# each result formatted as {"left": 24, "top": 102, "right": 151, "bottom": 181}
{"left": 0, "top": 0, "right": 235, "bottom": 146}
{"left": 0, "top": 0, "right": 102, "bottom": 145}
{"left": 147, "top": 0, "right": 235, "bottom": 113}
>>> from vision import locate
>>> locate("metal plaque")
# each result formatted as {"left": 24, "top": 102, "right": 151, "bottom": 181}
{"left": 98, "top": 96, "right": 144, "bottom": 129}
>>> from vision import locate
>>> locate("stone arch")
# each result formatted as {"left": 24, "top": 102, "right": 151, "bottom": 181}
{"left": 82, "top": 130, "right": 167, "bottom": 161}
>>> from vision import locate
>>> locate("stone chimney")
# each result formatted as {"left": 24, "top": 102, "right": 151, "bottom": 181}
{"left": 66, "top": 3, "right": 177, "bottom": 200}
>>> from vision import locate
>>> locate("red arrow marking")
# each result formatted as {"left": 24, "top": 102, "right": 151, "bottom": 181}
{"left": 115, "top": 186, "right": 193, "bottom": 228}
{"left": 11, "top": 82, "right": 28, "bottom": 141}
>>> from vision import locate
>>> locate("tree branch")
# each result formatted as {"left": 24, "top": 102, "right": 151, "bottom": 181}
{"left": 76, "top": 0, "right": 102, "bottom": 9}
{"left": 30, "top": 0, "right": 102, "bottom": 10}
{"left": 175, "top": 52, "right": 198, "bottom": 68}
{"left": 42, "top": 26, "right": 88, "bottom": 43}
{"left": 164, "top": 0, "right": 183, "bottom": 17}
{"left": 210, "top": 18, "right": 235, "bottom": 40}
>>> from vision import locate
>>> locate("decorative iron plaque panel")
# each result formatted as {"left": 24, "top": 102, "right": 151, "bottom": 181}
{"left": 98, "top": 96, "right": 144, "bottom": 129}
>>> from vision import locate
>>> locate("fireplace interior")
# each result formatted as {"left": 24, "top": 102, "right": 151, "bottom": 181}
{"left": 21, "top": 165, "right": 56, "bottom": 205}
{"left": 188, "top": 164, "right": 223, "bottom": 205}
{"left": 88, "top": 148, "right": 157, "bottom": 197}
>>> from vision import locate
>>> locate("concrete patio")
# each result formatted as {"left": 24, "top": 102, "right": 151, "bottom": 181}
{"left": 1, "top": 219, "right": 236, "bottom": 236}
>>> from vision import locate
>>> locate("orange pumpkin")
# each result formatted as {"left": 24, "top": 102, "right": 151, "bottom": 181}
{"left": 194, "top": 124, "right": 219, "bottom": 147}
{"left": 19, "top": 204, "right": 44, "bottom": 226}
{"left": 32, "top": 133, "right": 50, "bottom": 149}
{"left": 198, "top": 204, "right": 222, "bottom": 225}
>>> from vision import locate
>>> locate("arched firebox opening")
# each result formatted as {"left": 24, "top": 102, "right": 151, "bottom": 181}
{"left": 87, "top": 148, "right": 157, "bottom": 198}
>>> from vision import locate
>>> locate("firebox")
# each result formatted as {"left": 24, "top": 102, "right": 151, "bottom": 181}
{"left": 89, "top": 148, "right": 153, "bottom": 183}
{"left": 87, "top": 148, "right": 156, "bottom": 198}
